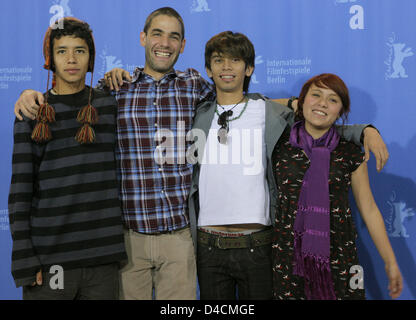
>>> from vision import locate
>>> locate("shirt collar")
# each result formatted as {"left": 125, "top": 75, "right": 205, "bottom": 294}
{"left": 131, "top": 67, "right": 179, "bottom": 83}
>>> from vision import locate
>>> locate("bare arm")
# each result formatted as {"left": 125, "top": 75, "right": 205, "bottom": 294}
{"left": 351, "top": 162, "right": 403, "bottom": 299}
{"left": 338, "top": 126, "right": 389, "bottom": 172}
{"left": 362, "top": 127, "right": 389, "bottom": 172}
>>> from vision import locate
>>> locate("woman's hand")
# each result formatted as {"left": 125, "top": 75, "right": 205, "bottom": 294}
{"left": 385, "top": 262, "right": 403, "bottom": 299}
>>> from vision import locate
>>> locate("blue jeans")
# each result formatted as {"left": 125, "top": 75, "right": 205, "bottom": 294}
{"left": 197, "top": 242, "right": 272, "bottom": 300}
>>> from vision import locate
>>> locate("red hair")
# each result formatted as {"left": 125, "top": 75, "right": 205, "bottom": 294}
{"left": 296, "top": 73, "right": 350, "bottom": 124}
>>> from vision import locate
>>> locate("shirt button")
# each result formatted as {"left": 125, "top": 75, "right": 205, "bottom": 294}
{"left": 158, "top": 168, "right": 162, "bottom": 172}
{"left": 155, "top": 123, "right": 158, "bottom": 127}
{"left": 153, "top": 101, "right": 157, "bottom": 105}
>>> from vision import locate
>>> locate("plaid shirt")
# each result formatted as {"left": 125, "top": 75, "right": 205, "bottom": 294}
{"left": 114, "top": 67, "right": 214, "bottom": 233}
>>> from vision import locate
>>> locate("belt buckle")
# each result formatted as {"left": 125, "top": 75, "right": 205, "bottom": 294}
{"left": 216, "top": 236, "right": 223, "bottom": 249}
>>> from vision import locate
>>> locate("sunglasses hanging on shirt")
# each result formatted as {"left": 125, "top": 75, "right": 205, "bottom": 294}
{"left": 217, "top": 110, "right": 232, "bottom": 144}
{"left": 215, "top": 96, "right": 249, "bottom": 145}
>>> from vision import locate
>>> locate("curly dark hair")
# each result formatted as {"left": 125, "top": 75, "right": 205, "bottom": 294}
{"left": 49, "top": 18, "right": 95, "bottom": 72}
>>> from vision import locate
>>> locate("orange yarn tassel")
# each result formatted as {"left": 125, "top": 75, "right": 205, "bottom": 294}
{"left": 31, "top": 103, "right": 55, "bottom": 143}
{"left": 31, "top": 122, "right": 52, "bottom": 142}
{"left": 77, "top": 104, "right": 98, "bottom": 124}
{"left": 75, "top": 124, "right": 96, "bottom": 144}
{"left": 36, "top": 103, "right": 56, "bottom": 122}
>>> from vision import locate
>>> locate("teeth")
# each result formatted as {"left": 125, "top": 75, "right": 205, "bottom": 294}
{"left": 313, "top": 110, "right": 326, "bottom": 116}
{"left": 155, "top": 51, "right": 171, "bottom": 57}
{"left": 221, "top": 75, "right": 234, "bottom": 79}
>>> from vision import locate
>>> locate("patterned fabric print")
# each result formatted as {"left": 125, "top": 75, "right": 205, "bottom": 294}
{"left": 114, "top": 67, "right": 213, "bottom": 233}
{"left": 271, "top": 128, "right": 366, "bottom": 300}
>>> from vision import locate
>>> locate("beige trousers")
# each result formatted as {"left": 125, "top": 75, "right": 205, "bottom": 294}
{"left": 119, "top": 227, "right": 197, "bottom": 300}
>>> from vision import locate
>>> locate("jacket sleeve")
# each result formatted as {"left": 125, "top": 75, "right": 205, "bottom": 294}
{"left": 335, "top": 124, "right": 369, "bottom": 146}
{"left": 8, "top": 118, "right": 42, "bottom": 287}
{"left": 194, "top": 70, "right": 215, "bottom": 105}
{"left": 266, "top": 98, "right": 295, "bottom": 124}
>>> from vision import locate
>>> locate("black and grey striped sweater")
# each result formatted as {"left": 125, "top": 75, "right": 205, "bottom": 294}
{"left": 8, "top": 87, "right": 126, "bottom": 287}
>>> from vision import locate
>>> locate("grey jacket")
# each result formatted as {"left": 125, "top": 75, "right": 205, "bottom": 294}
{"left": 187, "top": 93, "right": 366, "bottom": 254}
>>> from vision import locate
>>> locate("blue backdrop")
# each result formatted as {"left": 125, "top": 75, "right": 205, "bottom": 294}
{"left": 1, "top": 0, "right": 415, "bottom": 300}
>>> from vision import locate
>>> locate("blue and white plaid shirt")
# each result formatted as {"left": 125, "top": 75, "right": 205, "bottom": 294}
{"left": 113, "top": 67, "right": 213, "bottom": 233}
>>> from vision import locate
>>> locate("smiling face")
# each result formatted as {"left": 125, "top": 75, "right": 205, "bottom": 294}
{"left": 140, "top": 14, "right": 185, "bottom": 80}
{"left": 52, "top": 35, "right": 89, "bottom": 93}
{"left": 302, "top": 84, "right": 343, "bottom": 138}
{"left": 206, "top": 52, "right": 254, "bottom": 98}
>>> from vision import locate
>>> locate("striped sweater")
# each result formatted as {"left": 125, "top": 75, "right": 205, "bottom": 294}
{"left": 8, "top": 87, "right": 127, "bottom": 287}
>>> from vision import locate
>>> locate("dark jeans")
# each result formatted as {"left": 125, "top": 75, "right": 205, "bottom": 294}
{"left": 23, "top": 263, "right": 119, "bottom": 300}
{"left": 197, "top": 243, "right": 272, "bottom": 300}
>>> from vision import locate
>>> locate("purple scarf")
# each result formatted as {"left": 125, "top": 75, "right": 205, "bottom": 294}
{"left": 289, "top": 121, "right": 340, "bottom": 300}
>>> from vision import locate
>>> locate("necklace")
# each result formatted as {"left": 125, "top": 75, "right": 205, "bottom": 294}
{"left": 216, "top": 95, "right": 245, "bottom": 117}
{"left": 216, "top": 96, "right": 249, "bottom": 144}
{"left": 215, "top": 97, "right": 248, "bottom": 121}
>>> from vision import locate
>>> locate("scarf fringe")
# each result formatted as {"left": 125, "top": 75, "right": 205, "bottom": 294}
{"left": 293, "top": 232, "right": 336, "bottom": 300}
{"left": 303, "top": 254, "right": 336, "bottom": 300}
{"left": 293, "top": 231, "right": 305, "bottom": 276}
